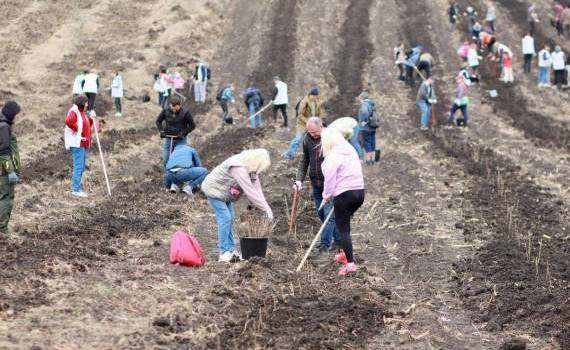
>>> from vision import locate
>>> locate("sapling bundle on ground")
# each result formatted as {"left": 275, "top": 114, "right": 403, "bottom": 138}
{"left": 236, "top": 215, "right": 276, "bottom": 259}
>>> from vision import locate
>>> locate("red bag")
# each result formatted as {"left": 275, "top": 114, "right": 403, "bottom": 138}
{"left": 169, "top": 230, "right": 205, "bottom": 267}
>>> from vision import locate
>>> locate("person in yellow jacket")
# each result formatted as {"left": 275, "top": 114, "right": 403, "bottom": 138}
{"left": 283, "top": 86, "right": 321, "bottom": 160}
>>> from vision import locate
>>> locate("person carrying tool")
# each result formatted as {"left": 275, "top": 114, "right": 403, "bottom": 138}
{"left": 217, "top": 83, "right": 236, "bottom": 126}
{"left": 294, "top": 117, "right": 340, "bottom": 254}
{"left": 283, "top": 86, "right": 321, "bottom": 160}
{"left": 165, "top": 144, "right": 207, "bottom": 195}
{"left": 82, "top": 70, "right": 99, "bottom": 115}
{"left": 416, "top": 78, "right": 436, "bottom": 130}
{"left": 244, "top": 84, "right": 264, "bottom": 128}
{"left": 0, "top": 101, "right": 21, "bottom": 234}
{"left": 537, "top": 44, "right": 552, "bottom": 87}
{"left": 447, "top": 74, "right": 469, "bottom": 129}
{"left": 201, "top": 149, "right": 273, "bottom": 263}
{"left": 417, "top": 51, "right": 435, "bottom": 78}
{"left": 522, "top": 33, "right": 536, "bottom": 73}
{"left": 320, "top": 128, "right": 365, "bottom": 276}
{"left": 357, "top": 92, "right": 378, "bottom": 165}
{"left": 404, "top": 46, "right": 423, "bottom": 86}
{"left": 194, "top": 62, "right": 210, "bottom": 104}
{"left": 271, "top": 76, "right": 288, "bottom": 127}
{"left": 155, "top": 96, "right": 196, "bottom": 168}
{"left": 64, "top": 95, "right": 96, "bottom": 198}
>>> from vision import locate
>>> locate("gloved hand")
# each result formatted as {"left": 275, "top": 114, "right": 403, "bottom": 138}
{"left": 318, "top": 198, "right": 329, "bottom": 212}
{"left": 293, "top": 181, "right": 302, "bottom": 191}
{"left": 159, "top": 131, "right": 166, "bottom": 138}
{"left": 8, "top": 172, "right": 19, "bottom": 184}
{"left": 266, "top": 210, "right": 274, "bottom": 222}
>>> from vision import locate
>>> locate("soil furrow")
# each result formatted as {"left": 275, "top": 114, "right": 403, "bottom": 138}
{"left": 398, "top": 0, "right": 569, "bottom": 346}
{"left": 326, "top": 0, "right": 374, "bottom": 118}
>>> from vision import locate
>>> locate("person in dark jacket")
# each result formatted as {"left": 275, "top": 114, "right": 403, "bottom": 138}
{"left": 165, "top": 144, "right": 208, "bottom": 195}
{"left": 357, "top": 92, "right": 377, "bottom": 165}
{"left": 294, "top": 117, "right": 340, "bottom": 253}
{"left": 0, "top": 101, "right": 21, "bottom": 234}
{"left": 244, "top": 84, "right": 264, "bottom": 128}
{"left": 155, "top": 96, "right": 196, "bottom": 167}
{"left": 448, "top": 2, "right": 459, "bottom": 32}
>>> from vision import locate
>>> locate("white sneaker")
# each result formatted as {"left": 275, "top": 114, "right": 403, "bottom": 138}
{"left": 115, "top": 112, "right": 122, "bottom": 117}
{"left": 169, "top": 184, "right": 180, "bottom": 193}
{"left": 71, "top": 191, "right": 88, "bottom": 198}
{"left": 218, "top": 251, "right": 234, "bottom": 263}
{"left": 445, "top": 125, "right": 453, "bottom": 130}
{"left": 182, "top": 185, "right": 193, "bottom": 195}
{"left": 231, "top": 250, "right": 243, "bottom": 261}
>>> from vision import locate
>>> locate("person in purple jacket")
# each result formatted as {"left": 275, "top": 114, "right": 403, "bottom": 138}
{"left": 320, "top": 128, "right": 365, "bottom": 276}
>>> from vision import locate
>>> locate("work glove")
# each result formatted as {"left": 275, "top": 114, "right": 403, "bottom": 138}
{"left": 266, "top": 210, "right": 274, "bottom": 222}
{"left": 159, "top": 131, "right": 166, "bottom": 138}
{"left": 8, "top": 172, "right": 19, "bottom": 184}
{"left": 293, "top": 181, "right": 302, "bottom": 191}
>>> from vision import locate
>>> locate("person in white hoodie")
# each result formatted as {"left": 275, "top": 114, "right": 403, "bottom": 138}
{"left": 270, "top": 76, "right": 288, "bottom": 127}
{"left": 537, "top": 45, "right": 552, "bottom": 87}
{"left": 521, "top": 34, "right": 536, "bottom": 73}
{"left": 72, "top": 70, "right": 86, "bottom": 96}
{"left": 82, "top": 70, "right": 99, "bottom": 115}
{"left": 552, "top": 46, "right": 567, "bottom": 90}
{"left": 467, "top": 43, "right": 481, "bottom": 75}
{"left": 111, "top": 72, "right": 123, "bottom": 117}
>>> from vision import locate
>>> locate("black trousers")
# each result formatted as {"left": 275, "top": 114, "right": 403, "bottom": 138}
{"left": 333, "top": 189, "right": 365, "bottom": 263}
{"left": 85, "top": 93, "right": 97, "bottom": 112}
{"left": 554, "top": 69, "right": 566, "bottom": 89}
{"left": 417, "top": 61, "right": 431, "bottom": 78}
{"left": 272, "top": 104, "right": 288, "bottom": 126}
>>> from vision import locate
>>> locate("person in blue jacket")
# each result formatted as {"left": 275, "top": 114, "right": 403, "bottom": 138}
{"left": 404, "top": 46, "right": 423, "bottom": 86}
{"left": 165, "top": 144, "right": 208, "bottom": 195}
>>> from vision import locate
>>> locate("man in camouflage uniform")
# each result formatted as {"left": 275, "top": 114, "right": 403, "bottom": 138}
{"left": 0, "top": 101, "right": 21, "bottom": 234}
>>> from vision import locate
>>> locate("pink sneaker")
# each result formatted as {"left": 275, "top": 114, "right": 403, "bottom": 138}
{"left": 335, "top": 249, "right": 348, "bottom": 265}
{"left": 338, "top": 263, "right": 358, "bottom": 276}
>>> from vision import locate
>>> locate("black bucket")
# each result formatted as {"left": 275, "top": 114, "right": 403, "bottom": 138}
{"left": 240, "top": 237, "right": 268, "bottom": 259}
{"left": 374, "top": 149, "right": 381, "bottom": 162}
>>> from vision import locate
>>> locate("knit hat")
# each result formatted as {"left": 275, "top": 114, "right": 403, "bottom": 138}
{"left": 309, "top": 86, "right": 319, "bottom": 96}
{"left": 359, "top": 91, "right": 369, "bottom": 100}
{"left": 1, "top": 101, "right": 21, "bottom": 124}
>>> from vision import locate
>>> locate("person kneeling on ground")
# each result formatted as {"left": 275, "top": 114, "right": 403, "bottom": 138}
{"left": 165, "top": 144, "right": 207, "bottom": 195}
{"left": 321, "top": 128, "right": 365, "bottom": 276}
{"left": 294, "top": 117, "right": 340, "bottom": 254}
{"left": 328, "top": 116, "right": 363, "bottom": 160}
{"left": 201, "top": 149, "right": 273, "bottom": 263}
{"left": 64, "top": 95, "right": 97, "bottom": 198}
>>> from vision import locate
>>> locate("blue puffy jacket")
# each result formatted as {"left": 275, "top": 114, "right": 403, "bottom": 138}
{"left": 166, "top": 145, "right": 202, "bottom": 170}
{"left": 404, "top": 47, "right": 423, "bottom": 67}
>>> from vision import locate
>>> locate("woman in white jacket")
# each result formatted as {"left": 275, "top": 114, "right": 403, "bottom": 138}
{"left": 111, "top": 72, "right": 123, "bottom": 117}
{"left": 552, "top": 46, "right": 567, "bottom": 90}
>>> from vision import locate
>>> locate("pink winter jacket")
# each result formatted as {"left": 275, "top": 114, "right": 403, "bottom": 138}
{"left": 321, "top": 141, "right": 365, "bottom": 201}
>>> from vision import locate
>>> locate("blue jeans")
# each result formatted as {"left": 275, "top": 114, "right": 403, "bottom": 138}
{"left": 165, "top": 167, "right": 208, "bottom": 189}
{"left": 248, "top": 100, "right": 261, "bottom": 128}
{"left": 417, "top": 101, "right": 430, "bottom": 128}
{"left": 70, "top": 147, "right": 87, "bottom": 192}
{"left": 538, "top": 67, "right": 550, "bottom": 85}
{"left": 162, "top": 138, "right": 187, "bottom": 168}
{"left": 208, "top": 197, "right": 236, "bottom": 254}
{"left": 312, "top": 185, "right": 340, "bottom": 249}
{"left": 360, "top": 129, "right": 376, "bottom": 153}
{"left": 351, "top": 125, "right": 363, "bottom": 159}
{"left": 285, "top": 132, "right": 304, "bottom": 159}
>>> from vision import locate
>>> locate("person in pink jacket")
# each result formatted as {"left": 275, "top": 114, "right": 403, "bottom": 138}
{"left": 321, "top": 128, "right": 365, "bottom": 275}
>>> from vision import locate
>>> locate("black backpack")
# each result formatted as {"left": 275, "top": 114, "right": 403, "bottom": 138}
{"left": 216, "top": 86, "right": 228, "bottom": 101}
{"left": 367, "top": 104, "right": 379, "bottom": 129}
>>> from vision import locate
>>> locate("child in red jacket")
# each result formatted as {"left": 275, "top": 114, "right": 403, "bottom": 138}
{"left": 64, "top": 95, "right": 93, "bottom": 197}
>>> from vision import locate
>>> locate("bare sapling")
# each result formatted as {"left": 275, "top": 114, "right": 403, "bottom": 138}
{"left": 236, "top": 215, "right": 277, "bottom": 238}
